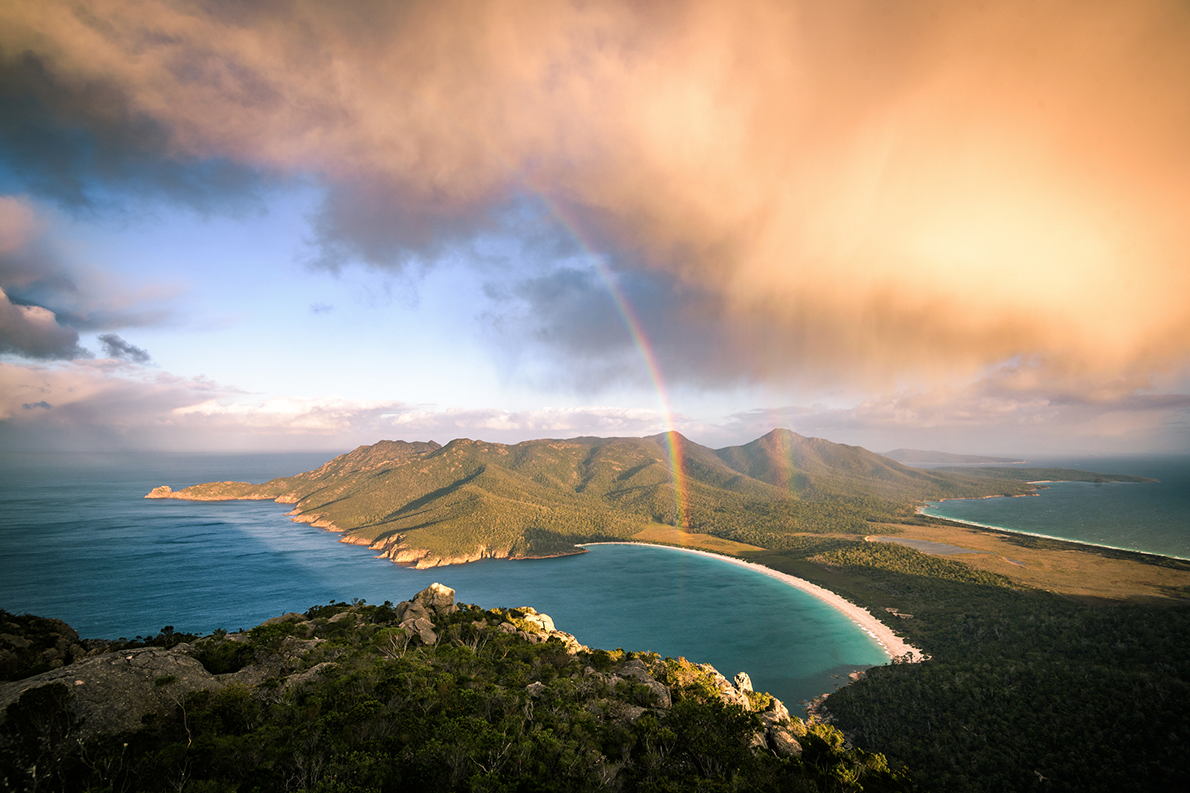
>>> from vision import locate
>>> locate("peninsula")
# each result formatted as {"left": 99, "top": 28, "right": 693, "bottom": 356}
{"left": 145, "top": 429, "right": 1149, "bottom": 570}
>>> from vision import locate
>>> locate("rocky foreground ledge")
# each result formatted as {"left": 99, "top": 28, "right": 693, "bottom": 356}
{"left": 1, "top": 586, "right": 911, "bottom": 792}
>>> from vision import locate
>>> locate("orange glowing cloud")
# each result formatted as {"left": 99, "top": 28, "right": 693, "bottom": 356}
{"left": 2, "top": 0, "right": 1188, "bottom": 392}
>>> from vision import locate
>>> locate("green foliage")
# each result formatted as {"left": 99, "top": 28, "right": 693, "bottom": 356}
{"left": 2, "top": 603, "right": 913, "bottom": 793}
{"left": 191, "top": 637, "right": 256, "bottom": 675}
{"left": 746, "top": 689, "right": 773, "bottom": 711}
{"left": 767, "top": 553, "right": 1190, "bottom": 793}
{"left": 813, "top": 540, "right": 1022, "bottom": 588}
{"left": 0, "top": 682, "right": 80, "bottom": 790}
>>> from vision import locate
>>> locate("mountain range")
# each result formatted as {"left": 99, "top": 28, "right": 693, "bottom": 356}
{"left": 146, "top": 429, "right": 1144, "bottom": 568}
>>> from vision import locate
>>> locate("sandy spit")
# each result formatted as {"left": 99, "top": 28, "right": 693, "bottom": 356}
{"left": 581, "top": 542, "right": 925, "bottom": 663}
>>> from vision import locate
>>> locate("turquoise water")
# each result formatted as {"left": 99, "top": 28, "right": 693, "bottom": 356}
{"left": 920, "top": 456, "right": 1190, "bottom": 560}
{"left": 0, "top": 452, "right": 887, "bottom": 709}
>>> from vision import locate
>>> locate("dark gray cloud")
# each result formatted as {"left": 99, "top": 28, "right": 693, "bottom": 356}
{"left": 0, "top": 53, "right": 269, "bottom": 214}
{"left": 307, "top": 178, "right": 542, "bottom": 271}
{"left": 98, "top": 333, "right": 151, "bottom": 364}
{"left": 483, "top": 260, "right": 784, "bottom": 389}
{"left": 0, "top": 196, "right": 172, "bottom": 359}
{"left": 0, "top": 286, "right": 89, "bottom": 359}
{"left": 21, "top": 400, "right": 50, "bottom": 409}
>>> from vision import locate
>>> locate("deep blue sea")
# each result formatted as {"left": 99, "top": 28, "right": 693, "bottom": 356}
{"left": 0, "top": 451, "right": 887, "bottom": 710}
{"left": 919, "top": 455, "right": 1190, "bottom": 560}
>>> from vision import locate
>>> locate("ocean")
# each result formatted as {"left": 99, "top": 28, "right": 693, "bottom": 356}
{"left": 918, "top": 455, "right": 1190, "bottom": 560}
{"left": 0, "top": 451, "right": 886, "bottom": 710}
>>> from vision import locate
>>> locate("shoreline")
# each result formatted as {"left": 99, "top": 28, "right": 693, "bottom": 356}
{"left": 579, "top": 542, "right": 925, "bottom": 663}
{"left": 916, "top": 505, "right": 1190, "bottom": 562}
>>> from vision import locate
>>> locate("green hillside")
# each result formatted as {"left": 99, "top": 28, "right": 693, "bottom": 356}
{"left": 147, "top": 429, "right": 1140, "bottom": 567}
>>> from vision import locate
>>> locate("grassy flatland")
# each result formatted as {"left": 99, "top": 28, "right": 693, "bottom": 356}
{"left": 867, "top": 521, "right": 1190, "bottom": 603}
{"left": 628, "top": 523, "right": 763, "bottom": 554}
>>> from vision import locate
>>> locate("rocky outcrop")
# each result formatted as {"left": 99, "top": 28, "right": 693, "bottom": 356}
{"left": 662, "top": 656, "right": 803, "bottom": 757}
{"left": 617, "top": 657, "right": 672, "bottom": 708}
{"left": 413, "top": 582, "right": 459, "bottom": 616}
{"left": 1, "top": 611, "right": 90, "bottom": 681}
{"left": 491, "top": 605, "right": 588, "bottom": 654}
{"left": 0, "top": 585, "right": 456, "bottom": 744}
{"left": 0, "top": 647, "right": 222, "bottom": 741}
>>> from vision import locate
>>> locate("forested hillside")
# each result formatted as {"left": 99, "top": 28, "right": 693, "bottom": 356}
{"left": 742, "top": 538, "right": 1190, "bottom": 793}
{"left": 146, "top": 429, "right": 1102, "bottom": 567}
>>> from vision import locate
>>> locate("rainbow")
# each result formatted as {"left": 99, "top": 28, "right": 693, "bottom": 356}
{"left": 538, "top": 198, "right": 691, "bottom": 528}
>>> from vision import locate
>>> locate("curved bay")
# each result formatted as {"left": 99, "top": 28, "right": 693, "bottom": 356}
{"left": 0, "top": 452, "right": 887, "bottom": 708}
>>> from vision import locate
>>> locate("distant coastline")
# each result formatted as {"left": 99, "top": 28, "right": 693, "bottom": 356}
{"left": 917, "top": 503, "right": 1190, "bottom": 563}
{"left": 580, "top": 542, "right": 924, "bottom": 663}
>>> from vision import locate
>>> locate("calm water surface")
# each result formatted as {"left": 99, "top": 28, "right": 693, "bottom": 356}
{"left": 919, "top": 455, "right": 1190, "bottom": 560}
{"left": 0, "top": 451, "right": 887, "bottom": 709}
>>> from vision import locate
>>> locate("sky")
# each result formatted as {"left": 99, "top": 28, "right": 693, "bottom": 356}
{"left": 1, "top": 0, "right": 1189, "bottom": 457}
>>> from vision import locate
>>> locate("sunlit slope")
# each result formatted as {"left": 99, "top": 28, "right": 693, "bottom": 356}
{"left": 714, "top": 429, "right": 1022, "bottom": 501}
{"left": 151, "top": 430, "right": 1095, "bottom": 567}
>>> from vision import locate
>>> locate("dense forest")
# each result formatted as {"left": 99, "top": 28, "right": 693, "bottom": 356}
{"left": 744, "top": 539, "right": 1190, "bottom": 793}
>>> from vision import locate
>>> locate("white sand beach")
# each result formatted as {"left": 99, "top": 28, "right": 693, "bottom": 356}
{"left": 582, "top": 542, "right": 925, "bottom": 663}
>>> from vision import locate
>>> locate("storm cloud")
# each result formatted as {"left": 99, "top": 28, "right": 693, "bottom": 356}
{"left": 2, "top": 0, "right": 1189, "bottom": 398}
{"left": 0, "top": 195, "right": 176, "bottom": 359}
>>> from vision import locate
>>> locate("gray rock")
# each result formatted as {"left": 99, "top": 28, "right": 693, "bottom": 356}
{"left": 510, "top": 607, "right": 555, "bottom": 633}
{"left": 734, "top": 671, "right": 753, "bottom": 694}
{"left": 0, "top": 648, "right": 223, "bottom": 741}
{"left": 257, "top": 612, "right": 308, "bottom": 628}
{"left": 399, "top": 616, "right": 438, "bottom": 646}
{"left": 526, "top": 681, "right": 547, "bottom": 697}
{"left": 617, "top": 658, "right": 671, "bottom": 708}
{"left": 698, "top": 665, "right": 751, "bottom": 710}
{"left": 413, "top": 583, "right": 458, "bottom": 617}
{"left": 768, "top": 727, "right": 803, "bottom": 757}
{"left": 396, "top": 601, "right": 430, "bottom": 623}
{"left": 586, "top": 698, "right": 647, "bottom": 723}
{"left": 220, "top": 636, "right": 323, "bottom": 687}
{"left": 767, "top": 696, "right": 790, "bottom": 721}
{"left": 548, "top": 630, "right": 587, "bottom": 655}
{"left": 284, "top": 662, "right": 338, "bottom": 690}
